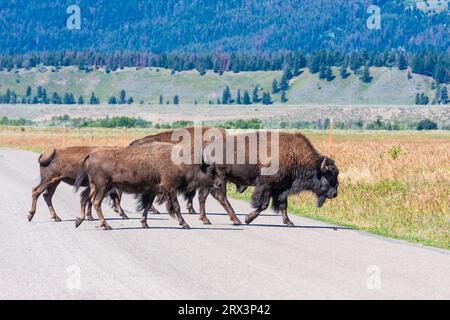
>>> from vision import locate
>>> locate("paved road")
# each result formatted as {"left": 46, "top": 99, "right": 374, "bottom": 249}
{"left": 0, "top": 148, "right": 449, "bottom": 300}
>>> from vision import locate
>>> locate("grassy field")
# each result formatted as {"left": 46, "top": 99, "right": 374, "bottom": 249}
{"left": 1, "top": 126, "right": 449, "bottom": 249}
{"left": 0, "top": 66, "right": 438, "bottom": 105}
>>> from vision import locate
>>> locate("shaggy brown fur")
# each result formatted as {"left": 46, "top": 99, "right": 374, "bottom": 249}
{"left": 74, "top": 142, "right": 223, "bottom": 230}
{"left": 211, "top": 131, "right": 340, "bottom": 227}
{"left": 130, "top": 127, "right": 242, "bottom": 225}
{"left": 28, "top": 146, "right": 127, "bottom": 222}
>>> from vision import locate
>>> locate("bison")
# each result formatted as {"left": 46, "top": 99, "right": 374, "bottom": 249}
{"left": 129, "top": 127, "right": 242, "bottom": 225}
{"left": 198, "top": 130, "right": 340, "bottom": 227}
{"left": 74, "top": 142, "right": 224, "bottom": 230}
{"left": 28, "top": 146, "right": 128, "bottom": 223}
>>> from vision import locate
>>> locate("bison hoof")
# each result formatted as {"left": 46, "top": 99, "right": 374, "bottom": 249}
{"left": 86, "top": 216, "right": 95, "bottom": 221}
{"left": 101, "top": 224, "right": 113, "bottom": 231}
{"left": 245, "top": 215, "right": 253, "bottom": 225}
{"left": 188, "top": 209, "right": 197, "bottom": 215}
{"left": 201, "top": 218, "right": 212, "bottom": 225}
{"left": 151, "top": 209, "right": 160, "bottom": 215}
{"left": 232, "top": 219, "right": 242, "bottom": 226}
{"left": 75, "top": 218, "right": 84, "bottom": 228}
{"left": 182, "top": 224, "right": 191, "bottom": 230}
{"left": 285, "top": 220, "right": 295, "bottom": 227}
{"left": 53, "top": 216, "right": 62, "bottom": 222}
{"left": 27, "top": 213, "right": 34, "bottom": 222}
{"left": 121, "top": 214, "right": 129, "bottom": 220}
{"left": 142, "top": 223, "right": 149, "bottom": 229}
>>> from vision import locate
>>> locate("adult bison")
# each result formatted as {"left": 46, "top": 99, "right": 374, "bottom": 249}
{"left": 74, "top": 142, "right": 224, "bottom": 230}
{"left": 129, "top": 127, "right": 242, "bottom": 225}
{"left": 28, "top": 146, "right": 127, "bottom": 222}
{"left": 201, "top": 130, "right": 340, "bottom": 227}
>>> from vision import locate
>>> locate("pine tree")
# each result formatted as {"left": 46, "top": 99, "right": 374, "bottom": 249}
{"left": 173, "top": 95, "right": 179, "bottom": 104}
{"left": 339, "top": 64, "right": 350, "bottom": 79}
{"left": 281, "top": 90, "right": 287, "bottom": 103}
{"left": 398, "top": 53, "right": 408, "bottom": 70}
{"left": 262, "top": 91, "right": 273, "bottom": 105}
{"left": 25, "top": 86, "right": 32, "bottom": 97}
{"left": 159, "top": 95, "right": 163, "bottom": 105}
{"left": 77, "top": 95, "right": 85, "bottom": 104}
{"left": 243, "top": 90, "right": 251, "bottom": 105}
{"left": 360, "top": 67, "right": 372, "bottom": 83}
{"left": 119, "top": 89, "right": 126, "bottom": 104}
{"left": 309, "top": 54, "right": 321, "bottom": 74}
{"left": 42, "top": 89, "right": 49, "bottom": 104}
{"left": 108, "top": 96, "right": 117, "bottom": 104}
{"left": 272, "top": 79, "right": 279, "bottom": 94}
{"left": 127, "top": 97, "right": 134, "bottom": 104}
{"left": 440, "top": 86, "right": 448, "bottom": 104}
{"left": 252, "top": 86, "right": 260, "bottom": 103}
{"left": 326, "top": 67, "right": 335, "bottom": 81}
{"left": 51, "top": 92, "right": 62, "bottom": 104}
{"left": 222, "top": 86, "right": 232, "bottom": 104}
{"left": 236, "top": 89, "right": 242, "bottom": 104}
{"left": 319, "top": 64, "right": 327, "bottom": 79}
{"left": 89, "top": 92, "right": 99, "bottom": 105}
{"left": 415, "top": 93, "right": 421, "bottom": 105}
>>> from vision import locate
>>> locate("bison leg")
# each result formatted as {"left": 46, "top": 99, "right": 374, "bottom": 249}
{"left": 210, "top": 189, "right": 242, "bottom": 225}
{"left": 169, "top": 189, "right": 190, "bottom": 229}
{"left": 245, "top": 186, "right": 271, "bottom": 224}
{"left": 86, "top": 201, "right": 94, "bottom": 221}
{"left": 75, "top": 197, "right": 88, "bottom": 228}
{"left": 91, "top": 184, "right": 112, "bottom": 231}
{"left": 185, "top": 190, "right": 197, "bottom": 214}
{"left": 198, "top": 188, "right": 211, "bottom": 225}
{"left": 278, "top": 200, "right": 294, "bottom": 227}
{"left": 140, "top": 193, "right": 156, "bottom": 229}
{"left": 28, "top": 178, "right": 60, "bottom": 221}
{"left": 42, "top": 182, "right": 62, "bottom": 222}
{"left": 110, "top": 191, "right": 128, "bottom": 219}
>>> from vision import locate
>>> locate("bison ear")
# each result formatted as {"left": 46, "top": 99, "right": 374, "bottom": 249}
{"left": 320, "top": 157, "right": 329, "bottom": 173}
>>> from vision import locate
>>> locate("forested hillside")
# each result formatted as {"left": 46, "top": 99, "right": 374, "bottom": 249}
{"left": 0, "top": 0, "right": 448, "bottom": 53}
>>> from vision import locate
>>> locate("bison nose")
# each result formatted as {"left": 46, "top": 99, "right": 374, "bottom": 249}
{"left": 332, "top": 190, "right": 338, "bottom": 198}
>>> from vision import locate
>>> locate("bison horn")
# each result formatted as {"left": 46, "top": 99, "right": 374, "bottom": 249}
{"left": 321, "top": 157, "right": 328, "bottom": 173}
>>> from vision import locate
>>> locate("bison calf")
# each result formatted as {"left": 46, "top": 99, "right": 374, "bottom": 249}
{"left": 75, "top": 142, "right": 223, "bottom": 230}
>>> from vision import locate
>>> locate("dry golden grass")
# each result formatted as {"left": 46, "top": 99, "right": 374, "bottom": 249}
{"left": 1, "top": 126, "right": 449, "bottom": 248}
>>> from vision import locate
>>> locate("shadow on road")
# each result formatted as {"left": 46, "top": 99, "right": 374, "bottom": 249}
{"left": 244, "top": 223, "right": 353, "bottom": 231}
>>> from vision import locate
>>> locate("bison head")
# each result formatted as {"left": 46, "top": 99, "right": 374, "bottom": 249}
{"left": 316, "top": 156, "right": 339, "bottom": 208}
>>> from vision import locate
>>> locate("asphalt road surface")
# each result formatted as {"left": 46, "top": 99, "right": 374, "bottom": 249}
{"left": 0, "top": 148, "right": 449, "bottom": 300}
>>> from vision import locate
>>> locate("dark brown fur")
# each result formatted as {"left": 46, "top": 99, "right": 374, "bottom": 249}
{"left": 74, "top": 142, "right": 223, "bottom": 230}
{"left": 213, "top": 131, "right": 340, "bottom": 226}
{"left": 130, "top": 127, "right": 242, "bottom": 225}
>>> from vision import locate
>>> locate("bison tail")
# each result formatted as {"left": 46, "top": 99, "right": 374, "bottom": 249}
{"left": 80, "top": 187, "right": 91, "bottom": 205}
{"left": 157, "top": 191, "right": 176, "bottom": 219}
{"left": 38, "top": 149, "right": 56, "bottom": 167}
{"left": 74, "top": 155, "right": 90, "bottom": 193}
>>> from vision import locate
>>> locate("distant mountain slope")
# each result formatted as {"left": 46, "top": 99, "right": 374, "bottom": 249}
{"left": 0, "top": 0, "right": 448, "bottom": 53}
{"left": 0, "top": 66, "right": 438, "bottom": 105}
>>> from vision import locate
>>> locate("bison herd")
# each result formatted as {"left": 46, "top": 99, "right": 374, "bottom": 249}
{"left": 28, "top": 127, "right": 339, "bottom": 230}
